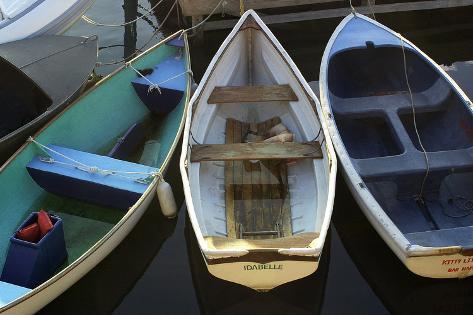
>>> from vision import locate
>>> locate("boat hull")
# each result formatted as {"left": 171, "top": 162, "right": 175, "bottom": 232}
{"left": 0, "top": 31, "right": 190, "bottom": 313}
{"left": 0, "top": 35, "right": 98, "bottom": 164}
{"left": 320, "top": 13, "right": 473, "bottom": 279}
{"left": 205, "top": 256, "right": 318, "bottom": 291}
{"left": 0, "top": 0, "right": 96, "bottom": 44}
{"left": 342, "top": 165, "right": 473, "bottom": 279}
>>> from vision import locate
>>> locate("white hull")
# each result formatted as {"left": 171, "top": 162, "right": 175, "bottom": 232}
{"left": 320, "top": 13, "right": 473, "bottom": 279}
{"left": 181, "top": 10, "right": 336, "bottom": 290}
{"left": 0, "top": 0, "right": 95, "bottom": 44}
{"left": 207, "top": 258, "right": 318, "bottom": 292}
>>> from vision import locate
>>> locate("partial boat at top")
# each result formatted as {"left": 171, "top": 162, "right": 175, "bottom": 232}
{"left": 181, "top": 10, "right": 336, "bottom": 291}
{"left": 0, "top": 0, "right": 96, "bottom": 44}
{"left": 0, "top": 35, "right": 98, "bottom": 164}
{"left": 320, "top": 13, "right": 473, "bottom": 278}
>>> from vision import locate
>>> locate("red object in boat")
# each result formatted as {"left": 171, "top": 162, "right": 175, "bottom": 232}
{"left": 16, "top": 223, "right": 40, "bottom": 243}
{"left": 38, "top": 210, "right": 53, "bottom": 238}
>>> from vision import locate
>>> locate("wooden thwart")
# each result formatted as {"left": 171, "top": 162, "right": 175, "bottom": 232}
{"left": 191, "top": 141, "right": 322, "bottom": 162}
{"left": 205, "top": 232, "right": 319, "bottom": 250}
{"left": 208, "top": 84, "right": 298, "bottom": 104}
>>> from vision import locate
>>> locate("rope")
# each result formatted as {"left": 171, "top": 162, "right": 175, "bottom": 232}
{"left": 18, "top": 35, "right": 97, "bottom": 69}
{"left": 97, "top": 0, "right": 178, "bottom": 67}
{"left": 81, "top": 0, "right": 166, "bottom": 27}
{"left": 126, "top": 64, "right": 192, "bottom": 94}
{"left": 366, "top": 0, "right": 377, "bottom": 20}
{"left": 181, "top": 0, "right": 225, "bottom": 37}
{"left": 28, "top": 137, "right": 161, "bottom": 184}
{"left": 349, "top": 0, "right": 357, "bottom": 14}
{"left": 240, "top": 0, "right": 245, "bottom": 16}
{"left": 400, "top": 38, "right": 430, "bottom": 201}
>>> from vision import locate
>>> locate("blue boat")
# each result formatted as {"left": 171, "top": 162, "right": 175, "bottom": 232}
{"left": 319, "top": 13, "right": 473, "bottom": 278}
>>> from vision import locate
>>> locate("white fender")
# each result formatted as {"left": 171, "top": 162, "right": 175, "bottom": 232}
{"left": 157, "top": 180, "right": 177, "bottom": 218}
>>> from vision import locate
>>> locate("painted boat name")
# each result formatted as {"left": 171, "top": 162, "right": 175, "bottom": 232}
{"left": 244, "top": 264, "right": 283, "bottom": 271}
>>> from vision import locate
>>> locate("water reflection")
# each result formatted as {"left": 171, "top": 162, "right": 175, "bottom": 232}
{"left": 185, "top": 216, "right": 330, "bottom": 315}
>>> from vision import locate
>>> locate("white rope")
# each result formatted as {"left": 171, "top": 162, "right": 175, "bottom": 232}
{"left": 400, "top": 39, "right": 430, "bottom": 200}
{"left": 81, "top": 0, "right": 166, "bottom": 27}
{"left": 126, "top": 64, "right": 192, "bottom": 94}
{"left": 366, "top": 0, "right": 377, "bottom": 20}
{"left": 29, "top": 137, "right": 161, "bottom": 184}
{"left": 349, "top": 0, "right": 357, "bottom": 14}
{"left": 181, "top": 0, "right": 225, "bottom": 37}
{"left": 96, "top": 0, "right": 178, "bottom": 67}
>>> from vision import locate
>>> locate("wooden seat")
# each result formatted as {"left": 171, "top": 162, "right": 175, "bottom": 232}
{"left": 190, "top": 141, "right": 322, "bottom": 162}
{"left": 208, "top": 84, "right": 298, "bottom": 104}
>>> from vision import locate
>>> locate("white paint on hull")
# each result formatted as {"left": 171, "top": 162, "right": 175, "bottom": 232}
{"left": 319, "top": 13, "right": 473, "bottom": 279}
{"left": 0, "top": 0, "right": 96, "bottom": 44}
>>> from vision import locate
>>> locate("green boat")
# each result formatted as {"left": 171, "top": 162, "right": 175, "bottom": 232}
{"left": 0, "top": 31, "right": 190, "bottom": 314}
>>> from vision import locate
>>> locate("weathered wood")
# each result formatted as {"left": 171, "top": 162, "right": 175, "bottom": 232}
{"left": 225, "top": 119, "right": 236, "bottom": 238}
{"left": 223, "top": 117, "right": 297, "bottom": 240}
{"left": 191, "top": 141, "right": 322, "bottom": 162}
{"left": 205, "top": 232, "right": 319, "bottom": 250}
{"left": 203, "top": 0, "right": 473, "bottom": 31}
{"left": 178, "top": 0, "right": 335, "bottom": 17}
{"left": 208, "top": 84, "right": 298, "bottom": 104}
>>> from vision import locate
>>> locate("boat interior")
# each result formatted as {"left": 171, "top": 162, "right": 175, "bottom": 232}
{"left": 188, "top": 18, "right": 330, "bottom": 250}
{"left": 0, "top": 58, "right": 52, "bottom": 139}
{"left": 0, "top": 42, "right": 186, "bottom": 300}
{"left": 328, "top": 41, "right": 473, "bottom": 248}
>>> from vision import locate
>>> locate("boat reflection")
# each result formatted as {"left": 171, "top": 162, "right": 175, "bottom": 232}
{"left": 185, "top": 216, "right": 330, "bottom": 315}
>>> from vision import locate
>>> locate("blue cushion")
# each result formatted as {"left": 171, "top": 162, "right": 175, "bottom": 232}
{"left": 0, "top": 281, "right": 31, "bottom": 307}
{"left": 27, "top": 145, "right": 158, "bottom": 210}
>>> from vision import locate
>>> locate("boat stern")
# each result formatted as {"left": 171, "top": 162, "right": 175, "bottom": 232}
{"left": 204, "top": 252, "right": 319, "bottom": 291}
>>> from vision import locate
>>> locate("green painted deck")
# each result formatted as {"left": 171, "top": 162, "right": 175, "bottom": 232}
{"left": 0, "top": 38, "right": 188, "bottom": 276}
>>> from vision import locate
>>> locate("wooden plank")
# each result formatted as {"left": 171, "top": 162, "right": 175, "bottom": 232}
{"left": 178, "top": 0, "right": 335, "bottom": 17}
{"left": 191, "top": 141, "right": 322, "bottom": 162}
{"left": 208, "top": 85, "right": 298, "bottom": 104}
{"left": 205, "top": 232, "right": 319, "bottom": 250}
{"left": 233, "top": 120, "right": 244, "bottom": 236}
{"left": 279, "top": 162, "right": 293, "bottom": 237}
{"left": 240, "top": 123, "right": 253, "bottom": 238}
{"left": 225, "top": 119, "right": 236, "bottom": 238}
{"left": 203, "top": 0, "right": 473, "bottom": 31}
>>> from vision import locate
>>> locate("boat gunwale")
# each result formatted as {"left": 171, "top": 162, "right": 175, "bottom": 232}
{"left": 319, "top": 12, "right": 473, "bottom": 261}
{"left": 0, "top": 30, "right": 190, "bottom": 312}
{"left": 180, "top": 10, "right": 337, "bottom": 260}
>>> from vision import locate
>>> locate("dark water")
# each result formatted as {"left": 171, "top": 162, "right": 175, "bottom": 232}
{"left": 40, "top": 1, "right": 473, "bottom": 314}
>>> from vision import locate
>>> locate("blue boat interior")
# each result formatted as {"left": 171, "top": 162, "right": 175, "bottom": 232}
{"left": 0, "top": 58, "right": 52, "bottom": 139}
{"left": 328, "top": 16, "right": 473, "bottom": 248}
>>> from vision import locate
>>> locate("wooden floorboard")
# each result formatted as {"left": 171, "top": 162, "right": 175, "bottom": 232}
{"left": 223, "top": 117, "right": 294, "bottom": 239}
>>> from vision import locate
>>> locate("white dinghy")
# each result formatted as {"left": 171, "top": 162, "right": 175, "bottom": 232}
{"left": 0, "top": 0, "right": 95, "bottom": 44}
{"left": 181, "top": 10, "right": 336, "bottom": 291}
{"left": 320, "top": 13, "right": 473, "bottom": 278}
